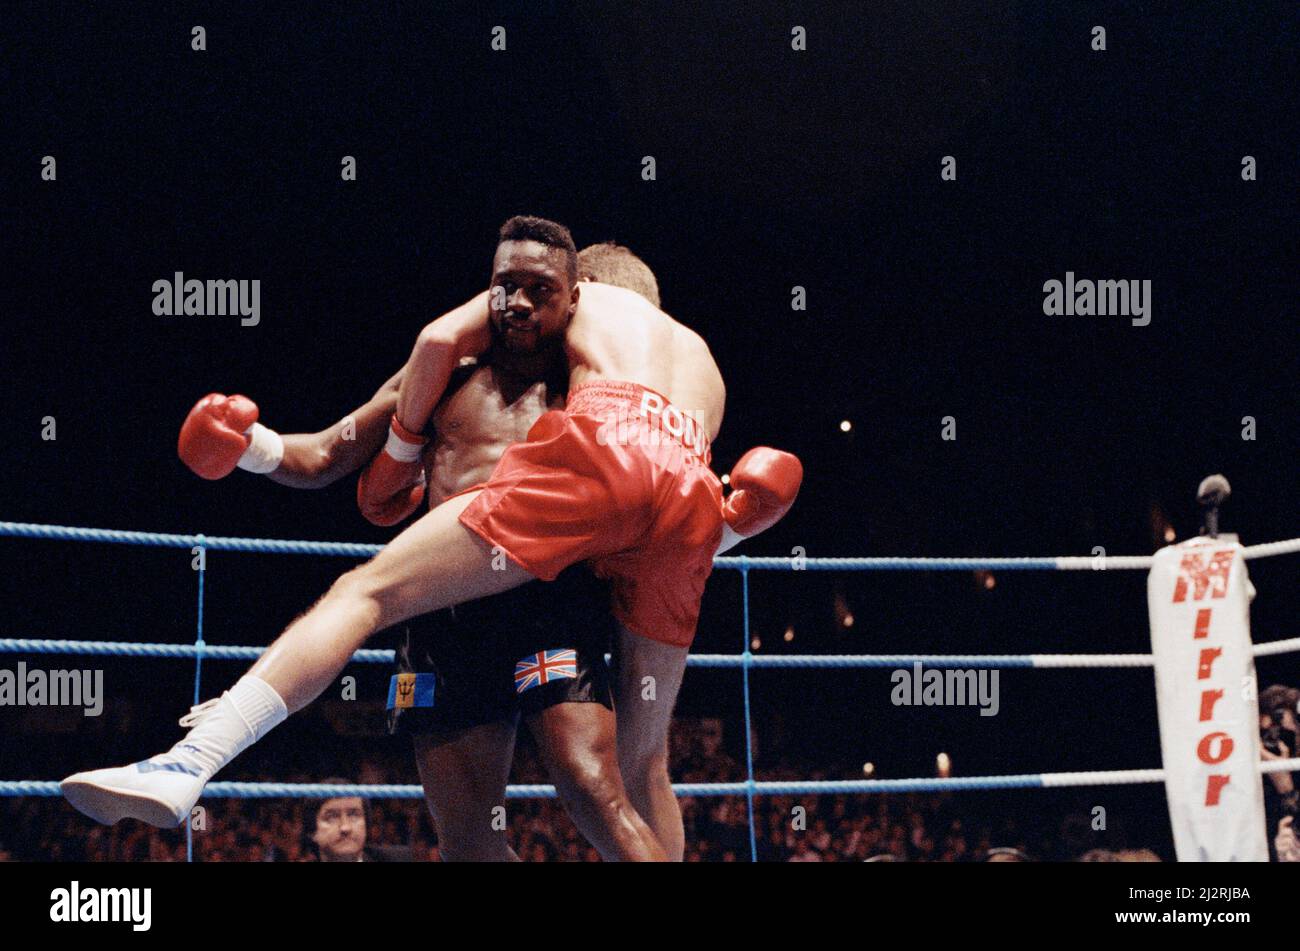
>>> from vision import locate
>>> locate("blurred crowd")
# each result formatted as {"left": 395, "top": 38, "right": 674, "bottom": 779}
{"left": 0, "top": 716, "right": 1188, "bottom": 862}
{"left": 6, "top": 682, "right": 1297, "bottom": 862}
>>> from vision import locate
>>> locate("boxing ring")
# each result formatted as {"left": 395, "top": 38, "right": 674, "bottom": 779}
{"left": 3, "top": 519, "right": 1299, "bottom": 862}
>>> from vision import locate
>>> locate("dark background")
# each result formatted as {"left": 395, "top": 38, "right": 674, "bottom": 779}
{"left": 2, "top": 2, "right": 1297, "bottom": 855}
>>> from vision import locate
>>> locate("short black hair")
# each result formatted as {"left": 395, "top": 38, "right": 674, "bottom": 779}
{"left": 577, "top": 241, "right": 661, "bottom": 307}
{"left": 497, "top": 215, "right": 578, "bottom": 284}
{"left": 1260, "top": 684, "right": 1300, "bottom": 716}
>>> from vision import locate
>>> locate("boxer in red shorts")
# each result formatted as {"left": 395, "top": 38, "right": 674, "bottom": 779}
{"left": 62, "top": 217, "right": 801, "bottom": 842}
{"left": 462, "top": 379, "right": 721, "bottom": 648}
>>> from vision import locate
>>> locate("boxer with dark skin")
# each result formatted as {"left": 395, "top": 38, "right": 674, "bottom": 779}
{"left": 62, "top": 218, "right": 802, "bottom": 853}
{"left": 129, "top": 252, "right": 665, "bottom": 861}
{"left": 393, "top": 352, "right": 664, "bottom": 861}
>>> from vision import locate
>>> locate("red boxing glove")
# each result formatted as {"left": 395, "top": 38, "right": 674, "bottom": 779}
{"left": 178, "top": 393, "right": 260, "bottom": 480}
{"left": 722, "top": 447, "right": 803, "bottom": 538}
{"left": 357, "top": 417, "right": 428, "bottom": 526}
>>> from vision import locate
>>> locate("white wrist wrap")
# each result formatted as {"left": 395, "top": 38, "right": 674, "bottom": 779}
{"left": 384, "top": 426, "right": 425, "bottom": 463}
{"left": 237, "top": 422, "right": 285, "bottom": 474}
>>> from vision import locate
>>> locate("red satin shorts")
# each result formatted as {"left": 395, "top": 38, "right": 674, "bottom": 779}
{"left": 460, "top": 380, "right": 723, "bottom": 647}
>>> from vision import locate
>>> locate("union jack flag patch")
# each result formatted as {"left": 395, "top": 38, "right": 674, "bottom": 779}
{"left": 514, "top": 648, "right": 578, "bottom": 694}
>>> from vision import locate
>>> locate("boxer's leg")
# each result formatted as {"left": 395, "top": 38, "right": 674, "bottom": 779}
{"left": 413, "top": 724, "right": 520, "bottom": 862}
{"left": 526, "top": 701, "right": 667, "bottom": 861}
{"left": 610, "top": 623, "right": 689, "bottom": 861}
{"left": 253, "top": 490, "right": 533, "bottom": 712}
{"left": 61, "top": 491, "right": 536, "bottom": 827}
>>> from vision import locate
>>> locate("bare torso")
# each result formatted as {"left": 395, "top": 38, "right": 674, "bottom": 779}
{"left": 563, "top": 283, "right": 726, "bottom": 440}
{"left": 412, "top": 282, "right": 726, "bottom": 456}
{"left": 423, "top": 362, "right": 563, "bottom": 506}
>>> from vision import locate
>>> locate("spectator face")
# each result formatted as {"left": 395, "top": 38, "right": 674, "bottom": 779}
{"left": 314, "top": 796, "right": 367, "bottom": 862}
{"left": 1259, "top": 688, "right": 1300, "bottom": 739}
{"left": 1281, "top": 709, "right": 1298, "bottom": 734}
{"left": 1260, "top": 709, "right": 1295, "bottom": 730}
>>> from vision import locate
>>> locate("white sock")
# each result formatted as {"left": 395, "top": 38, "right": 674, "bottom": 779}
{"left": 163, "top": 676, "right": 288, "bottom": 780}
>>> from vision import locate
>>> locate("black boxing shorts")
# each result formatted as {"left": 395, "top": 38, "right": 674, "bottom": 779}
{"left": 387, "top": 564, "right": 614, "bottom": 736}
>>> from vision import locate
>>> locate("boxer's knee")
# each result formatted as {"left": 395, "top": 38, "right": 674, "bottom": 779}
{"left": 326, "top": 564, "right": 377, "bottom": 602}
{"left": 326, "top": 562, "right": 407, "bottom": 630}
{"left": 539, "top": 710, "right": 615, "bottom": 793}
{"left": 533, "top": 705, "right": 635, "bottom": 828}
{"left": 551, "top": 745, "right": 626, "bottom": 821}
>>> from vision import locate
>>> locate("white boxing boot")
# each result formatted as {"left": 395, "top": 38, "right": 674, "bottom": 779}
{"left": 61, "top": 756, "right": 207, "bottom": 827}
{"left": 61, "top": 675, "right": 287, "bottom": 827}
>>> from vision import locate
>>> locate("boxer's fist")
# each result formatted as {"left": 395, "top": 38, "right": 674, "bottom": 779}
{"left": 178, "top": 393, "right": 260, "bottom": 480}
{"left": 357, "top": 417, "right": 428, "bottom": 526}
{"left": 722, "top": 447, "right": 803, "bottom": 538}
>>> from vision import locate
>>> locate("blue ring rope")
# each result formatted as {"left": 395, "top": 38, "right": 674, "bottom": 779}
{"left": 3, "top": 519, "right": 1297, "bottom": 862}
{"left": 0, "top": 521, "right": 1124, "bottom": 569}
{"left": 0, "top": 772, "right": 1153, "bottom": 799}
{"left": 0, "top": 639, "right": 1159, "bottom": 669}
{"left": 189, "top": 536, "right": 207, "bottom": 863}
{"left": 740, "top": 563, "right": 757, "bottom": 862}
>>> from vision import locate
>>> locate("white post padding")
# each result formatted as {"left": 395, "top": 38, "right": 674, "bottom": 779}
{"left": 1148, "top": 538, "right": 1267, "bottom": 861}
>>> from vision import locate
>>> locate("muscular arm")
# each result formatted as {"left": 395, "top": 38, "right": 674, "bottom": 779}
{"left": 394, "top": 291, "right": 492, "bottom": 436}
{"left": 264, "top": 368, "right": 404, "bottom": 489}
